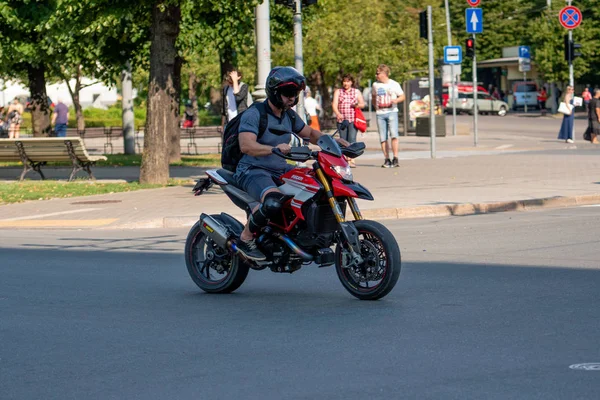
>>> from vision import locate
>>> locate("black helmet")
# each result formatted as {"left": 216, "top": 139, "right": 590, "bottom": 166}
{"left": 266, "top": 66, "right": 306, "bottom": 109}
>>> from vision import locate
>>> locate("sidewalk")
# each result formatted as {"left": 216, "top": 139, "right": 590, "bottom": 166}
{"left": 1, "top": 117, "right": 599, "bottom": 229}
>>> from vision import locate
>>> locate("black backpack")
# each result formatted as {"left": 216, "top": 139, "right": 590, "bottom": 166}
{"left": 221, "top": 101, "right": 297, "bottom": 172}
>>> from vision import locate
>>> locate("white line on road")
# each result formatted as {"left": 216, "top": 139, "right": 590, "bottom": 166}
{"left": 495, "top": 144, "right": 514, "bottom": 150}
{"left": 0, "top": 208, "right": 103, "bottom": 221}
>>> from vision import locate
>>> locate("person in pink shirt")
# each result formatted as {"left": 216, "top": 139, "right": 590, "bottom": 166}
{"left": 582, "top": 87, "right": 592, "bottom": 112}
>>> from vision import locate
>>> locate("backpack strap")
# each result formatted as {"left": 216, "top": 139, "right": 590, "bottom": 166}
{"left": 255, "top": 101, "right": 269, "bottom": 139}
{"left": 286, "top": 109, "right": 302, "bottom": 134}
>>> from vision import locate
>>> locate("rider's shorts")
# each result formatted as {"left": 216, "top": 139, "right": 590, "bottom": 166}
{"left": 234, "top": 166, "right": 282, "bottom": 202}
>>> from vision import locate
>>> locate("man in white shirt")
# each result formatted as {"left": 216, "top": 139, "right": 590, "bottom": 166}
{"left": 371, "top": 64, "right": 405, "bottom": 168}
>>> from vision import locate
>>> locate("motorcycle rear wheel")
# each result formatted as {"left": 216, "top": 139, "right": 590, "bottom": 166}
{"left": 185, "top": 216, "right": 250, "bottom": 294}
{"left": 335, "top": 220, "right": 401, "bottom": 300}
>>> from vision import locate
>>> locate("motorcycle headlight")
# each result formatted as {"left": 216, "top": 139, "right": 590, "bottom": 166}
{"left": 331, "top": 165, "right": 353, "bottom": 181}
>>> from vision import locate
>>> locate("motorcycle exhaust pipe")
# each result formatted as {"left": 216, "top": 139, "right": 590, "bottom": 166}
{"left": 272, "top": 232, "right": 313, "bottom": 261}
{"left": 199, "top": 213, "right": 230, "bottom": 248}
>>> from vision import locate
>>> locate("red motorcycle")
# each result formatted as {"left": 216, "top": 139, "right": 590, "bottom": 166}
{"left": 185, "top": 133, "right": 401, "bottom": 300}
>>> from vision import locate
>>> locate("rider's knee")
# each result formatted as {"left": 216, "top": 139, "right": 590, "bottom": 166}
{"left": 262, "top": 192, "right": 285, "bottom": 217}
{"left": 248, "top": 191, "right": 285, "bottom": 234}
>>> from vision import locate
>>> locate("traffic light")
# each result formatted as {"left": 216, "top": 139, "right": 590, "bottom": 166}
{"left": 465, "top": 37, "right": 475, "bottom": 58}
{"left": 564, "top": 35, "right": 582, "bottom": 62}
{"left": 419, "top": 10, "right": 427, "bottom": 39}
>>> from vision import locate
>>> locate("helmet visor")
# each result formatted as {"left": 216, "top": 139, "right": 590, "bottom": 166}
{"left": 278, "top": 82, "right": 305, "bottom": 99}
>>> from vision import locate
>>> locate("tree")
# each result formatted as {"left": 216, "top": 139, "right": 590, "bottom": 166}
{"left": 139, "top": 2, "right": 181, "bottom": 184}
{"left": 52, "top": 0, "right": 151, "bottom": 130}
{"left": 0, "top": 1, "right": 56, "bottom": 136}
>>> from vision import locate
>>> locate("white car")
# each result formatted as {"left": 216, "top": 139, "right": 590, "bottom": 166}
{"left": 446, "top": 92, "right": 509, "bottom": 116}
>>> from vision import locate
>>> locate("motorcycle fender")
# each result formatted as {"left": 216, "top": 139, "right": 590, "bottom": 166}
{"left": 343, "top": 182, "right": 374, "bottom": 201}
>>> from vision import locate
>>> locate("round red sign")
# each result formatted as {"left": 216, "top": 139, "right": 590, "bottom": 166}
{"left": 558, "top": 6, "right": 582, "bottom": 30}
{"left": 467, "top": 0, "right": 481, "bottom": 6}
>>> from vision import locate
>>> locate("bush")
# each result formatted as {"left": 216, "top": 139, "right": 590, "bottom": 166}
{"left": 18, "top": 103, "right": 221, "bottom": 130}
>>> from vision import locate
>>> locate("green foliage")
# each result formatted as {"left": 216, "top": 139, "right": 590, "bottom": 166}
{"left": 0, "top": 180, "right": 186, "bottom": 204}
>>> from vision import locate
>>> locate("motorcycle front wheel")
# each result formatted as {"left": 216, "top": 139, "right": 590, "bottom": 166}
{"left": 335, "top": 220, "right": 401, "bottom": 300}
{"left": 185, "top": 216, "right": 250, "bottom": 294}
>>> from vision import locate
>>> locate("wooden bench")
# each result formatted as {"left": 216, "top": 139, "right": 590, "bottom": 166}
{"left": 0, "top": 138, "right": 107, "bottom": 181}
{"left": 181, "top": 126, "right": 221, "bottom": 154}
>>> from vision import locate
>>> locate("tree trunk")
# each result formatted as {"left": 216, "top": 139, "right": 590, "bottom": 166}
{"left": 64, "top": 66, "right": 85, "bottom": 131}
{"left": 169, "top": 55, "right": 183, "bottom": 163}
{"left": 74, "top": 69, "right": 85, "bottom": 131}
{"left": 27, "top": 64, "right": 51, "bottom": 137}
{"left": 317, "top": 67, "right": 331, "bottom": 118}
{"left": 188, "top": 72, "right": 199, "bottom": 127}
{"left": 219, "top": 48, "right": 236, "bottom": 81}
{"left": 140, "top": 2, "right": 181, "bottom": 185}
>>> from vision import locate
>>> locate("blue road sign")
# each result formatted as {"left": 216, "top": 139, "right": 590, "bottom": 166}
{"left": 444, "top": 46, "right": 462, "bottom": 64}
{"left": 519, "top": 46, "right": 531, "bottom": 59}
{"left": 466, "top": 8, "right": 483, "bottom": 34}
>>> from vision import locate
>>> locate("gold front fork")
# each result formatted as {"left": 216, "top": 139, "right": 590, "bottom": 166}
{"left": 348, "top": 198, "right": 363, "bottom": 220}
{"left": 315, "top": 168, "right": 345, "bottom": 223}
{"left": 315, "top": 168, "right": 363, "bottom": 221}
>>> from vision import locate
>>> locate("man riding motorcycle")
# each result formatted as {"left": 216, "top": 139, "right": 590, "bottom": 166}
{"left": 234, "top": 66, "right": 349, "bottom": 260}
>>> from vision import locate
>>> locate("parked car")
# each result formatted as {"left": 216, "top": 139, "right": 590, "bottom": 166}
{"left": 442, "top": 83, "right": 489, "bottom": 107}
{"left": 512, "top": 81, "right": 538, "bottom": 110}
{"left": 446, "top": 92, "right": 508, "bottom": 116}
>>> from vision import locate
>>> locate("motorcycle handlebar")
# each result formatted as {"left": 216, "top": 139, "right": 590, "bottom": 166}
{"left": 271, "top": 146, "right": 315, "bottom": 162}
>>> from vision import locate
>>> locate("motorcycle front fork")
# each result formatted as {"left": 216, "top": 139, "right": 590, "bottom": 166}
{"left": 315, "top": 168, "right": 363, "bottom": 265}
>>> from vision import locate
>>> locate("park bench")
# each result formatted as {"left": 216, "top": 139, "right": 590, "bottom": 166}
{"left": 0, "top": 137, "right": 107, "bottom": 181}
{"left": 181, "top": 126, "right": 221, "bottom": 154}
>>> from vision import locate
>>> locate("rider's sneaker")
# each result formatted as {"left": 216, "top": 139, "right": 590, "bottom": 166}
{"left": 392, "top": 157, "right": 400, "bottom": 167}
{"left": 382, "top": 159, "right": 392, "bottom": 168}
{"left": 236, "top": 238, "right": 266, "bottom": 261}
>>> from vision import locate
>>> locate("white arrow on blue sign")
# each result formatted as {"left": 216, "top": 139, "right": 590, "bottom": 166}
{"left": 444, "top": 46, "right": 462, "bottom": 64}
{"left": 519, "top": 46, "right": 531, "bottom": 59}
{"left": 466, "top": 8, "right": 483, "bottom": 34}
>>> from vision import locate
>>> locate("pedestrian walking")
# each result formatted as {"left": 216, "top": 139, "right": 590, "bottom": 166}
{"left": 332, "top": 74, "right": 365, "bottom": 168}
{"left": 492, "top": 87, "right": 502, "bottom": 100}
{"left": 558, "top": 86, "right": 575, "bottom": 143}
{"left": 183, "top": 100, "right": 195, "bottom": 128}
{"left": 371, "top": 64, "right": 405, "bottom": 168}
{"left": 221, "top": 69, "right": 250, "bottom": 129}
{"left": 537, "top": 87, "right": 548, "bottom": 111}
{"left": 6, "top": 98, "right": 24, "bottom": 139}
{"left": 51, "top": 98, "right": 69, "bottom": 137}
{"left": 582, "top": 87, "right": 592, "bottom": 112}
{"left": 588, "top": 88, "right": 600, "bottom": 144}
{"left": 303, "top": 87, "right": 321, "bottom": 131}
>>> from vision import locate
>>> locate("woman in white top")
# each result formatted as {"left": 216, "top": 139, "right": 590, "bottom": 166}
{"left": 304, "top": 87, "right": 321, "bottom": 131}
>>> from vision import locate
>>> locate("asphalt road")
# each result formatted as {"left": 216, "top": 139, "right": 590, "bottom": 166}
{"left": 1, "top": 207, "right": 600, "bottom": 399}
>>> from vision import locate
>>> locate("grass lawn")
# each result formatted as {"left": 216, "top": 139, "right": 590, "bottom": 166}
{"left": 0, "top": 179, "right": 191, "bottom": 205}
{"left": 0, "top": 154, "right": 221, "bottom": 168}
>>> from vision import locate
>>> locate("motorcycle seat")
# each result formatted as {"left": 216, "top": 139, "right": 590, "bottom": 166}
{"left": 216, "top": 168, "right": 237, "bottom": 185}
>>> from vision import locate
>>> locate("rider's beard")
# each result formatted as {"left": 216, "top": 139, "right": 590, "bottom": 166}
{"left": 280, "top": 101, "right": 294, "bottom": 112}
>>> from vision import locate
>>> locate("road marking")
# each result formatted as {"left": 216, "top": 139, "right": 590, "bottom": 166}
{"left": 0, "top": 208, "right": 102, "bottom": 221}
{"left": 569, "top": 363, "right": 600, "bottom": 371}
{"left": 579, "top": 204, "right": 600, "bottom": 208}
{"left": 495, "top": 144, "right": 514, "bottom": 150}
{"left": 0, "top": 219, "right": 117, "bottom": 228}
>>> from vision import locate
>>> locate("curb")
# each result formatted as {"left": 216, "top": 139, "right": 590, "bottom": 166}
{"left": 155, "top": 193, "right": 600, "bottom": 229}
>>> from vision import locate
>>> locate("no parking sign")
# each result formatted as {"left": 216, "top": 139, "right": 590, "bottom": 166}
{"left": 559, "top": 6, "right": 582, "bottom": 30}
